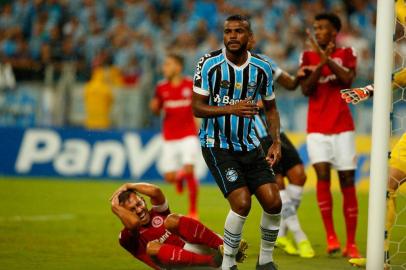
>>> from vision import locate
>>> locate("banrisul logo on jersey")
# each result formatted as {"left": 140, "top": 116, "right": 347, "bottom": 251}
{"left": 213, "top": 95, "right": 256, "bottom": 105}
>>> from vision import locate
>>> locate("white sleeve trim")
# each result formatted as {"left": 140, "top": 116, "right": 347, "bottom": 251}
{"left": 193, "top": 86, "right": 210, "bottom": 96}
{"left": 151, "top": 199, "right": 169, "bottom": 212}
{"left": 262, "top": 92, "right": 275, "bottom": 101}
{"left": 273, "top": 67, "right": 283, "bottom": 81}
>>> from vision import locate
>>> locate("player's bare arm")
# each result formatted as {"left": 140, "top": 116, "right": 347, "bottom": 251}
{"left": 276, "top": 71, "right": 301, "bottom": 90}
{"left": 300, "top": 64, "right": 323, "bottom": 96}
{"left": 149, "top": 98, "right": 162, "bottom": 116}
{"left": 110, "top": 182, "right": 165, "bottom": 206}
{"left": 263, "top": 99, "right": 281, "bottom": 166}
{"left": 192, "top": 92, "right": 259, "bottom": 118}
{"left": 325, "top": 57, "right": 355, "bottom": 85}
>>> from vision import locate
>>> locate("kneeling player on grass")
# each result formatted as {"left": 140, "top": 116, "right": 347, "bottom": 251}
{"left": 110, "top": 182, "right": 247, "bottom": 269}
{"left": 341, "top": 68, "right": 406, "bottom": 269}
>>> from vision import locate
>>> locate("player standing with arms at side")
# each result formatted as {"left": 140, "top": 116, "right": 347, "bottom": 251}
{"left": 192, "top": 15, "right": 282, "bottom": 270}
{"left": 299, "top": 13, "right": 361, "bottom": 258}
{"left": 150, "top": 54, "right": 199, "bottom": 219}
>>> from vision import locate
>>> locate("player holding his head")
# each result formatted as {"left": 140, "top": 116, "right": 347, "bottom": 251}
{"left": 299, "top": 12, "right": 361, "bottom": 258}
{"left": 110, "top": 182, "right": 247, "bottom": 270}
{"left": 150, "top": 54, "right": 199, "bottom": 219}
{"left": 193, "top": 15, "right": 282, "bottom": 270}
{"left": 341, "top": 69, "right": 406, "bottom": 269}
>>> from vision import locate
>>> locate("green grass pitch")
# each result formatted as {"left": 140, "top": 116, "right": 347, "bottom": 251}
{"left": 0, "top": 178, "right": 404, "bottom": 270}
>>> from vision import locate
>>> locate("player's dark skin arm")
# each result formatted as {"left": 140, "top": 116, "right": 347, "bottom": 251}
{"left": 277, "top": 72, "right": 301, "bottom": 90}
{"left": 300, "top": 64, "right": 323, "bottom": 96}
{"left": 263, "top": 99, "right": 281, "bottom": 166}
{"left": 192, "top": 93, "right": 259, "bottom": 118}
{"left": 325, "top": 58, "right": 355, "bottom": 85}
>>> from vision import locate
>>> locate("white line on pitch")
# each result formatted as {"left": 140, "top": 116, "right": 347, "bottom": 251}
{"left": 0, "top": 214, "right": 76, "bottom": 222}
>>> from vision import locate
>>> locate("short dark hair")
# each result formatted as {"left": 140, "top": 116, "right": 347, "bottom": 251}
{"left": 118, "top": 190, "right": 136, "bottom": 204}
{"left": 225, "top": 14, "right": 252, "bottom": 32}
{"left": 167, "top": 53, "right": 184, "bottom": 67}
{"left": 315, "top": 12, "right": 341, "bottom": 32}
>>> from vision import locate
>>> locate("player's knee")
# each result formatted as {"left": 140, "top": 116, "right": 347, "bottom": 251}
{"left": 183, "top": 165, "right": 194, "bottom": 175}
{"left": 288, "top": 165, "right": 307, "bottom": 186}
{"left": 164, "top": 213, "right": 181, "bottom": 232}
{"left": 231, "top": 199, "right": 251, "bottom": 216}
{"left": 146, "top": 241, "right": 162, "bottom": 256}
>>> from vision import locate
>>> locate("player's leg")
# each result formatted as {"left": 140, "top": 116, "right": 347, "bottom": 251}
{"left": 146, "top": 241, "right": 222, "bottom": 268}
{"left": 386, "top": 134, "right": 406, "bottom": 264}
{"left": 254, "top": 183, "right": 281, "bottom": 269}
{"left": 243, "top": 147, "right": 281, "bottom": 269}
{"left": 335, "top": 131, "right": 359, "bottom": 258}
{"left": 307, "top": 133, "right": 339, "bottom": 253}
{"left": 180, "top": 136, "right": 200, "bottom": 218}
{"left": 165, "top": 213, "right": 223, "bottom": 250}
{"left": 201, "top": 147, "right": 250, "bottom": 270}
{"left": 161, "top": 139, "right": 183, "bottom": 192}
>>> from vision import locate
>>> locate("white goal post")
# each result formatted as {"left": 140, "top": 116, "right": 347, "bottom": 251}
{"left": 366, "top": 0, "right": 395, "bottom": 269}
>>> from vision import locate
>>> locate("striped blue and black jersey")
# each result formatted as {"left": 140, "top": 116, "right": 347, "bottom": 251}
{"left": 193, "top": 48, "right": 275, "bottom": 151}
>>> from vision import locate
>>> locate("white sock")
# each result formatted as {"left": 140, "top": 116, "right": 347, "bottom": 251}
{"left": 222, "top": 210, "right": 246, "bottom": 269}
{"left": 280, "top": 190, "right": 307, "bottom": 243}
{"left": 286, "top": 184, "right": 304, "bottom": 210}
{"left": 278, "top": 190, "right": 289, "bottom": 237}
{"left": 259, "top": 211, "right": 280, "bottom": 265}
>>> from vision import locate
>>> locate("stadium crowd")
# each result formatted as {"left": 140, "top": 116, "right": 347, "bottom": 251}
{"left": 0, "top": 0, "right": 376, "bottom": 83}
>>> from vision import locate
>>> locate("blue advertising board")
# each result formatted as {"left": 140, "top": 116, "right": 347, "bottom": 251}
{"left": 0, "top": 126, "right": 212, "bottom": 182}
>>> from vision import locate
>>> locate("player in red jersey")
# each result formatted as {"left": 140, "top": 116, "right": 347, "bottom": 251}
{"left": 299, "top": 13, "right": 361, "bottom": 258}
{"left": 150, "top": 54, "right": 199, "bottom": 218}
{"left": 110, "top": 182, "right": 247, "bottom": 270}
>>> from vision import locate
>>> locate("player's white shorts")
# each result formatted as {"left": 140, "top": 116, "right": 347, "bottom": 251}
{"left": 306, "top": 131, "right": 357, "bottom": 171}
{"left": 161, "top": 136, "right": 200, "bottom": 173}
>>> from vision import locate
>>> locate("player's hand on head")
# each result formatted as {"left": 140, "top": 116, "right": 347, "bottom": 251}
{"left": 340, "top": 87, "right": 371, "bottom": 104}
{"left": 266, "top": 141, "right": 281, "bottom": 167}
{"left": 229, "top": 97, "right": 259, "bottom": 118}
{"left": 110, "top": 183, "right": 129, "bottom": 201}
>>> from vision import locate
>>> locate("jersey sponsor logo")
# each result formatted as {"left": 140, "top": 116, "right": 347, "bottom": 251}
{"left": 163, "top": 99, "right": 191, "bottom": 108}
{"left": 213, "top": 94, "right": 255, "bottom": 105}
{"left": 152, "top": 216, "right": 164, "bottom": 228}
{"left": 318, "top": 74, "right": 337, "bottom": 84}
{"left": 220, "top": 80, "right": 230, "bottom": 89}
{"left": 225, "top": 168, "right": 238, "bottom": 182}
{"left": 158, "top": 230, "right": 172, "bottom": 243}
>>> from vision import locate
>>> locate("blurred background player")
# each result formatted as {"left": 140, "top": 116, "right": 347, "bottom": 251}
{"left": 249, "top": 38, "right": 315, "bottom": 258}
{"left": 193, "top": 15, "right": 282, "bottom": 270}
{"left": 300, "top": 13, "right": 361, "bottom": 258}
{"left": 150, "top": 54, "right": 199, "bottom": 219}
{"left": 341, "top": 68, "right": 406, "bottom": 269}
{"left": 110, "top": 182, "right": 247, "bottom": 270}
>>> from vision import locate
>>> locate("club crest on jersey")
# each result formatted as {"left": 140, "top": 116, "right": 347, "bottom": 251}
{"left": 152, "top": 216, "right": 164, "bottom": 228}
{"left": 225, "top": 168, "right": 238, "bottom": 182}
{"left": 220, "top": 80, "right": 230, "bottom": 89}
{"left": 235, "top": 83, "right": 242, "bottom": 90}
{"left": 182, "top": 88, "right": 191, "bottom": 97}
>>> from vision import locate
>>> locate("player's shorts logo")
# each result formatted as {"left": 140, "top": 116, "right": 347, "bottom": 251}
{"left": 225, "top": 168, "right": 238, "bottom": 182}
{"left": 152, "top": 216, "right": 164, "bottom": 228}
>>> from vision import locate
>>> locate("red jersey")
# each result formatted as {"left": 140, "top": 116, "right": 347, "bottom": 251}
{"left": 119, "top": 207, "right": 185, "bottom": 270}
{"left": 300, "top": 47, "right": 356, "bottom": 134}
{"left": 155, "top": 77, "right": 197, "bottom": 140}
